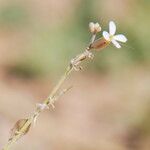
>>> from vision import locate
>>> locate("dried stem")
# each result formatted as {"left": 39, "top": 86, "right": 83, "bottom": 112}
{"left": 2, "top": 33, "right": 97, "bottom": 150}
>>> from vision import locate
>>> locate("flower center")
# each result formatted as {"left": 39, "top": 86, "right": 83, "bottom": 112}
{"left": 109, "top": 35, "right": 114, "bottom": 41}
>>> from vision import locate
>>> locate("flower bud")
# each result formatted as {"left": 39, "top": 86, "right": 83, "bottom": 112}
{"left": 89, "top": 22, "right": 101, "bottom": 34}
{"left": 89, "top": 22, "right": 95, "bottom": 33}
{"left": 94, "top": 23, "right": 101, "bottom": 32}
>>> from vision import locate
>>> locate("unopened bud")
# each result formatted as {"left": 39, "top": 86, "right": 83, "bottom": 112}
{"left": 89, "top": 22, "right": 95, "bottom": 33}
{"left": 94, "top": 23, "right": 101, "bottom": 32}
{"left": 89, "top": 22, "right": 101, "bottom": 34}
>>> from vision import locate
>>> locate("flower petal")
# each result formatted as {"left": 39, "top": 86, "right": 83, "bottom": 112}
{"left": 113, "top": 34, "right": 127, "bottom": 43}
{"left": 111, "top": 39, "right": 121, "bottom": 48}
{"left": 109, "top": 21, "right": 116, "bottom": 35}
{"left": 103, "top": 31, "right": 110, "bottom": 41}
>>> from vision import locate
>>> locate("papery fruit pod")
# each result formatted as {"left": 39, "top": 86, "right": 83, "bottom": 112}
{"left": 90, "top": 38, "right": 109, "bottom": 50}
{"left": 9, "top": 119, "right": 31, "bottom": 141}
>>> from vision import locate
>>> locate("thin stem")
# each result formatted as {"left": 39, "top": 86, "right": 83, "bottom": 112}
{"left": 44, "top": 65, "right": 73, "bottom": 105}
{"left": 2, "top": 33, "right": 97, "bottom": 150}
{"left": 2, "top": 66, "right": 73, "bottom": 150}
{"left": 90, "top": 33, "right": 96, "bottom": 46}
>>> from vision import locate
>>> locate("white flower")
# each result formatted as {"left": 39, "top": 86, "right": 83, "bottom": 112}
{"left": 103, "top": 21, "right": 127, "bottom": 48}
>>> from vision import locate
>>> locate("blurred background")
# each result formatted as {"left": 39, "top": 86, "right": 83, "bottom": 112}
{"left": 0, "top": 0, "right": 150, "bottom": 149}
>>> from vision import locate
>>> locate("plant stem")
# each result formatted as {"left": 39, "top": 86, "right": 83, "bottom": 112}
{"left": 44, "top": 65, "right": 73, "bottom": 105}
{"left": 2, "top": 34, "right": 97, "bottom": 150}
{"left": 2, "top": 66, "right": 73, "bottom": 150}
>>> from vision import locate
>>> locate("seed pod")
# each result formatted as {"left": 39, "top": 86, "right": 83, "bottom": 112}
{"left": 9, "top": 119, "right": 31, "bottom": 140}
{"left": 91, "top": 38, "right": 110, "bottom": 50}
